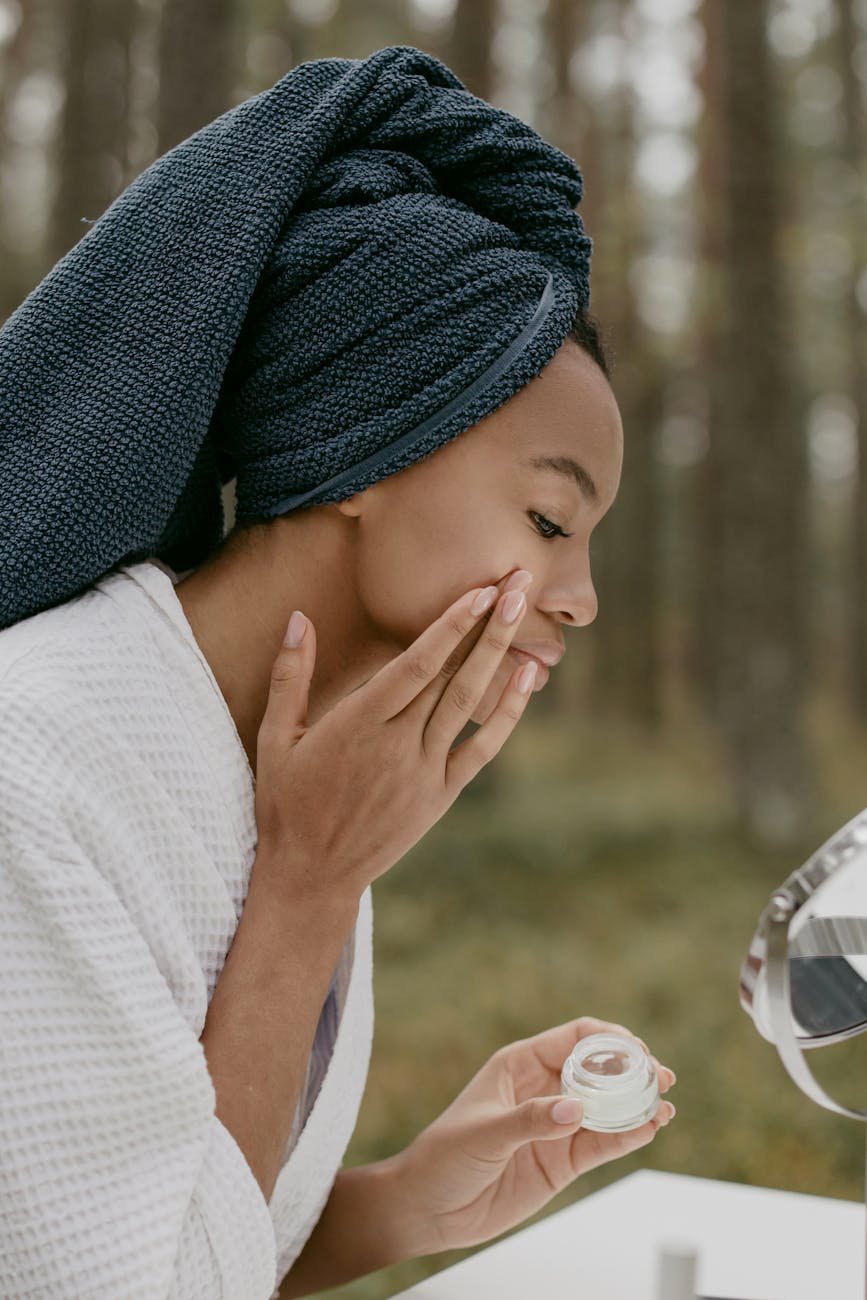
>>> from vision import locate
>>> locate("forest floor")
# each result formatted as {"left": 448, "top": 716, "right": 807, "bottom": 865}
{"left": 317, "top": 695, "right": 867, "bottom": 1299}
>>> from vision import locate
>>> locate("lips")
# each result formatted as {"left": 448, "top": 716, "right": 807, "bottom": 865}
{"left": 507, "top": 648, "right": 550, "bottom": 690}
{"left": 510, "top": 641, "right": 564, "bottom": 667}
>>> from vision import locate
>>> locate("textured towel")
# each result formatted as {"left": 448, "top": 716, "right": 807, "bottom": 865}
{"left": 0, "top": 558, "right": 374, "bottom": 1297}
{"left": 0, "top": 43, "right": 592, "bottom": 631}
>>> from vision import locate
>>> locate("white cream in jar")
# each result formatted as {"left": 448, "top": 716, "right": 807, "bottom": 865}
{"left": 560, "top": 1031, "right": 660, "bottom": 1132}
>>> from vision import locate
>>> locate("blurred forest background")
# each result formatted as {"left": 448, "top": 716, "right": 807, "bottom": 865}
{"left": 4, "top": 0, "right": 867, "bottom": 1296}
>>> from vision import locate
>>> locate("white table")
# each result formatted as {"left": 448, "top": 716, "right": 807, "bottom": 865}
{"left": 390, "top": 1170, "right": 864, "bottom": 1299}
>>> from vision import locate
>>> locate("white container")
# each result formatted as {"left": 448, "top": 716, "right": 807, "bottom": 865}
{"left": 560, "top": 1031, "right": 660, "bottom": 1132}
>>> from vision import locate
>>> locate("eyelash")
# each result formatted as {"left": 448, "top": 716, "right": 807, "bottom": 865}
{"left": 529, "top": 510, "right": 573, "bottom": 541}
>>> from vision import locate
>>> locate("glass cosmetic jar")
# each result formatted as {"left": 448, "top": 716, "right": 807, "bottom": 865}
{"left": 560, "top": 1032, "right": 660, "bottom": 1132}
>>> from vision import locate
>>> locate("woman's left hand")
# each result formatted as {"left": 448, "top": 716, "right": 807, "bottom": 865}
{"left": 391, "top": 1016, "right": 676, "bottom": 1254}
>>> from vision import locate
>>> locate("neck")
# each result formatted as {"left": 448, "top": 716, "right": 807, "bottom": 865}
{"left": 173, "top": 516, "right": 386, "bottom": 778}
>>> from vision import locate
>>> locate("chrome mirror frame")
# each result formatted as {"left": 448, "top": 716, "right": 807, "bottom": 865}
{"left": 739, "top": 806, "right": 867, "bottom": 1121}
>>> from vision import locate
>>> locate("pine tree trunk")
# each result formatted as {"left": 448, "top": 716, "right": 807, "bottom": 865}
{"left": 587, "top": 1, "right": 661, "bottom": 728}
{"left": 49, "top": 0, "right": 136, "bottom": 263}
{"left": 834, "top": 0, "right": 867, "bottom": 722}
{"left": 693, "top": 0, "right": 726, "bottom": 717}
{"left": 447, "top": 0, "right": 496, "bottom": 102}
{"left": 711, "top": 0, "right": 812, "bottom": 842}
{"left": 0, "top": 0, "right": 39, "bottom": 320}
{"left": 156, "top": 0, "right": 235, "bottom": 155}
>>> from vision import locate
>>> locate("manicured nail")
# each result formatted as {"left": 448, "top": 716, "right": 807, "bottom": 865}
{"left": 517, "top": 661, "right": 538, "bottom": 694}
{"left": 502, "top": 590, "right": 526, "bottom": 624}
{"left": 285, "top": 610, "right": 307, "bottom": 648}
{"left": 470, "top": 586, "right": 498, "bottom": 615}
{"left": 503, "top": 569, "right": 533, "bottom": 592}
{"left": 551, "top": 1098, "right": 582, "bottom": 1124}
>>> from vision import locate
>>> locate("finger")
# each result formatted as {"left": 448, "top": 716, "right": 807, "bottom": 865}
{"left": 476, "top": 1095, "right": 585, "bottom": 1161}
{"left": 569, "top": 1119, "right": 657, "bottom": 1172}
{"left": 599, "top": 1021, "right": 645, "bottom": 1047}
{"left": 365, "top": 572, "right": 524, "bottom": 722}
{"left": 500, "top": 1016, "right": 641, "bottom": 1081}
{"left": 258, "top": 610, "right": 318, "bottom": 751}
{"left": 415, "top": 570, "right": 530, "bottom": 715}
{"left": 653, "top": 1058, "right": 676, "bottom": 1092}
{"left": 517, "top": 1096, "right": 587, "bottom": 1145}
{"left": 426, "top": 582, "right": 533, "bottom": 761}
{"left": 652, "top": 1100, "right": 676, "bottom": 1127}
{"left": 443, "top": 644, "right": 539, "bottom": 790}
{"left": 569, "top": 1102, "right": 675, "bottom": 1172}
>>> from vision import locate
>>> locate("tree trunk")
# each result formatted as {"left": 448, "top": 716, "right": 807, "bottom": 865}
{"left": 156, "top": 0, "right": 235, "bottom": 155}
{"left": 49, "top": 0, "right": 136, "bottom": 263}
{"left": 586, "top": 1, "right": 661, "bottom": 728}
{"left": 711, "top": 0, "right": 812, "bottom": 842}
{"left": 544, "top": 0, "right": 600, "bottom": 237}
{"left": 692, "top": 0, "right": 726, "bottom": 716}
{"left": 447, "top": 0, "right": 496, "bottom": 102}
{"left": 0, "top": 0, "right": 39, "bottom": 320}
{"left": 834, "top": 0, "right": 867, "bottom": 722}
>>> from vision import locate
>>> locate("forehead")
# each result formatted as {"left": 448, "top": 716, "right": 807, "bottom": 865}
{"left": 481, "top": 339, "right": 623, "bottom": 498}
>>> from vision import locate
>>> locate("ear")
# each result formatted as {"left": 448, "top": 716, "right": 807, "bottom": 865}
{"left": 333, "top": 486, "right": 379, "bottom": 520}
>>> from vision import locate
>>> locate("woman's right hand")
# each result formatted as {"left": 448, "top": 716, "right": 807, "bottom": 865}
{"left": 252, "top": 570, "right": 537, "bottom": 908}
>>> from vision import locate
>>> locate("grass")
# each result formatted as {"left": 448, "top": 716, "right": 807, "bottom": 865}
{"left": 311, "top": 696, "right": 867, "bottom": 1299}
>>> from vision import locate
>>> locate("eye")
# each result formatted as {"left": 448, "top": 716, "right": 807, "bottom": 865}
{"left": 529, "top": 510, "right": 573, "bottom": 541}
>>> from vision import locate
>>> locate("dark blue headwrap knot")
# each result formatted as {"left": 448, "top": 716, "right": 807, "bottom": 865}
{"left": 0, "top": 44, "right": 592, "bottom": 631}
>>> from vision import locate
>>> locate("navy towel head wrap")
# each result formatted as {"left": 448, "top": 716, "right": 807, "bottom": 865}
{"left": 0, "top": 44, "right": 593, "bottom": 631}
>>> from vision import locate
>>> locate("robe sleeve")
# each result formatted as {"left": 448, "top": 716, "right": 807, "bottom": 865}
{"left": 0, "top": 699, "right": 279, "bottom": 1299}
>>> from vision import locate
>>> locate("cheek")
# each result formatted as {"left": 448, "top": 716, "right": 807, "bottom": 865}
{"left": 360, "top": 536, "right": 510, "bottom": 647}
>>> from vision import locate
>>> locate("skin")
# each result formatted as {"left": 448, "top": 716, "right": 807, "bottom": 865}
{"left": 175, "top": 336, "right": 624, "bottom": 777}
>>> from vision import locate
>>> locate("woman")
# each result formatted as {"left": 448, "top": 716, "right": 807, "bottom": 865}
{"left": 0, "top": 45, "right": 675, "bottom": 1299}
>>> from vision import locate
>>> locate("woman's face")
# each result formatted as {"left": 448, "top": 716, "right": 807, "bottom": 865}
{"left": 337, "top": 337, "right": 624, "bottom": 725}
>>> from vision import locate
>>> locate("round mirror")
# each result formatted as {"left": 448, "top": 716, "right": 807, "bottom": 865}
{"left": 740, "top": 807, "right": 867, "bottom": 1118}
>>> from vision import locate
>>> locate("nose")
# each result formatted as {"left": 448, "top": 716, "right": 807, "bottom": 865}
{"left": 529, "top": 549, "right": 598, "bottom": 628}
{"left": 555, "top": 556, "right": 598, "bottom": 627}
{"left": 571, "top": 582, "right": 598, "bottom": 627}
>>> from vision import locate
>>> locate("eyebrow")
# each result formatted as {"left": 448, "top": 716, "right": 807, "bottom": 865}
{"left": 522, "top": 454, "right": 598, "bottom": 504}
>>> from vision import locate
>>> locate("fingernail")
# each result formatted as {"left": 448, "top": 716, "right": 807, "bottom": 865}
{"left": 285, "top": 610, "right": 307, "bottom": 648}
{"left": 502, "top": 590, "right": 526, "bottom": 624}
{"left": 470, "top": 586, "right": 498, "bottom": 615}
{"left": 517, "top": 661, "right": 538, "bottom": 694}
{"left": 503, "top": 569, "right": 533, "bottom": 593}
{"left": 551, "top": 1098, "right": 582, "bottom": 1124}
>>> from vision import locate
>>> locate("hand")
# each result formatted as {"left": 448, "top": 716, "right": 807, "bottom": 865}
{"left": 391, "top": 1016, "right": 676, "bottom": 1254}
{"left": 253, "top": 568, "right": 537, "bottom": 908}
